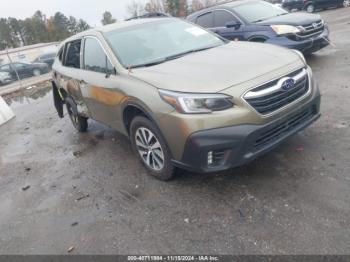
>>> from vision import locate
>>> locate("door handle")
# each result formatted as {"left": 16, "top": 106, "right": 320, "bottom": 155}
{"left": 79, "top": 79, "right": 86, "bottom": 84}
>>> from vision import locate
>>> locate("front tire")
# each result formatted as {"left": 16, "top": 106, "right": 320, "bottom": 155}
{"left": 130, "top": 116, "right": 176, "bottom": 181}
{"left": 305, "top": 4, "right": 315, "bottom": 12}
{"left": 344, "top": 0, "right": 350, "bottom": 7}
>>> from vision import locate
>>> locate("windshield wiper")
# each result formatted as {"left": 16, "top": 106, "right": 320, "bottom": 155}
{"left": 252, "top": 19, "right": 265, "bottom": 23}
{"left": 164, "top": 46, "right": 217, "bottom": 61}
{"left": 129, "top": 46, "right": 218, "bottom": 69}
{"left": 129, "top": 59, "right": 167, "bottom": 69}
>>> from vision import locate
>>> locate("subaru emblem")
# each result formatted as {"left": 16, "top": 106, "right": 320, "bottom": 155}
{"left": 281, "top": 78, "right": 295, "bottom": 91}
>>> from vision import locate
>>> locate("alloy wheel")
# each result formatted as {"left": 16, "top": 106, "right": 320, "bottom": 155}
{"left": 135, "top": 127, "right": 164, "bottom": 171}
{"left": 306, "top": 4, "right": 314, "bottom": 12}
{"left": 344, "top": 0, "right": 350, "bottom": 7}
{"left": 33, "top": 69, "right": 41, "bottom": 76}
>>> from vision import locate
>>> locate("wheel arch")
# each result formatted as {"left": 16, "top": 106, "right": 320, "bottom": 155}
{"left": 248, "top": 35, "right": 268, "bottom": 42}
{"left": 122, "top": 102, "right": 158, "bottom": 136}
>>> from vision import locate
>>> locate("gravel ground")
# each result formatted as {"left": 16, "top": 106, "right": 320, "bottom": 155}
{"left": 0, "top": 8, "right": 349, "bottom": 255}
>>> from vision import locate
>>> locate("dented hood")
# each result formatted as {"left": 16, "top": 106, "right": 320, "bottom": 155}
{"left": 130, "top": 42, "right": 303, "bottom": 93}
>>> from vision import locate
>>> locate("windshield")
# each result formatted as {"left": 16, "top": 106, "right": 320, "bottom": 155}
{"left": 104, "top": 19, "right": 225, "bottom": 68}
{"left": 232, "top": 1, "right": 288, "bottom": 23}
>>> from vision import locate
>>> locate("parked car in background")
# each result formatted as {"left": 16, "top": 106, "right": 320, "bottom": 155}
{"left": 52, "top": 17, "right": 320, "bottom": 180}
{"left": 0, "top": 72, "right": 12, "bottom": 86}
{"left": 0, "top": 62, "right": 49, "bottom": 80}
{"left": 32, "top": 52, "right": 57, "bottom": 69}
{"left": 282, "top": 0, "right": 347, "bottom": 12}
{"left": 187, "top": 0, "right": 330, "bottom": 54}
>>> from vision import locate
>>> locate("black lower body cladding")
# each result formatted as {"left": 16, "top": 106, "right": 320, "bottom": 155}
{"left": 172, "top": 94, "right": 321, "bottom": 173}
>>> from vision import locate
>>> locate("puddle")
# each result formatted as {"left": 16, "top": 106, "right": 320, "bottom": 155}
{"left": 3, "top": 82, "right": 52, "bottom": 108}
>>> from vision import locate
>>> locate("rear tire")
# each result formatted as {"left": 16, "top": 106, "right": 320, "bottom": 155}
{"left": 130, "top": 116, "right": 176, "bottom": 181}
{"left": 33, "top": 69, "right": 41, "bottom": 76}
{"left": 66, "top": 99, "right": 88, "bottom": 133}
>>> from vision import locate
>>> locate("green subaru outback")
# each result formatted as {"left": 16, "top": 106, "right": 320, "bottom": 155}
{"left": 52, "top": 17, "right": 321, "bottom": 180}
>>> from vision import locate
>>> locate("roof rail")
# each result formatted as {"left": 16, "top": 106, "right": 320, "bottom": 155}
{"left": 125, "top": 12, "right": 170, "bottom": 21}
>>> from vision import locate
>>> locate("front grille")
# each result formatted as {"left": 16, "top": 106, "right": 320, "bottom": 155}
{"left": 254, "top": 105, "right": 316, "bottom": 149}
{"left": 244, "top": 68, "right": 309, "bottom": 114}
{"left": 297, "top": 20, "right": 324, "bottom": 38}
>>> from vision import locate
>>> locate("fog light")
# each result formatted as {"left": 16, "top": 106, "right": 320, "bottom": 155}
{"left": 207, "top": 151, "right": 213, "bottom": 165}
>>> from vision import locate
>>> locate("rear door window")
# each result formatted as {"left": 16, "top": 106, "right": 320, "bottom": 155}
{"left": 214, "top": 10, "right": 239, "bottom": 27}
{"left": 196, "top": 12, "right": 214, "bottom": 28}
{"left": 64, "top": 40, "right": 81, "bottom": 69}
{"left": 83, "top": 37, "right": 114, "bottom": 75}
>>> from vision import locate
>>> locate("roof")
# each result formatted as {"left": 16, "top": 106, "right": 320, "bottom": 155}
{"left": 62, "top": 17, "right": 176, "bottom": 44}
{"left": 219, "top": 0, "right": 258, "bottom": 8}
{"left": 187, "top": 0, "right": 259, "bottom": 18}
{"left": 125, "top": 12, "right": 169, "bottom": 21}
{"left": 97, "top": 17, "right": 171, "bottom": 33}
{"left": 62, "top": 17, "right": 173, "bottom": 43}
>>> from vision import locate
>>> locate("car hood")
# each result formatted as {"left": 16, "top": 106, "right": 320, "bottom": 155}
{"left": 257, "top": 12, "right": 321, "bottom": 26}
{"left": 130, "top": 42, "right": 303, "bottom": 93}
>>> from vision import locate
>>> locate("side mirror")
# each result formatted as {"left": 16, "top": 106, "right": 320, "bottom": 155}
{"left": 226, "top": 21, "right": 242, "bottom": 30}
{"left": 105, "top": 56, "right": 117, "bottom": 78}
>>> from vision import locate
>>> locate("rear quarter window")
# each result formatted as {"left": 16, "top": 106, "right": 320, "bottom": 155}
{"left": 63, "top": 40, "right": 81, "bottom": 69}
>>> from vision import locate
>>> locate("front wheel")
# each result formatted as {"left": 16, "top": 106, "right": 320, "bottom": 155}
{"left": 130, "top": 116, "right": 176, "bottom": 181}
{"left": 344, "top": 0, "right": 350, "bottom": 7}
{"left": 305, "top": 4, "right": 315, "bottom": 12}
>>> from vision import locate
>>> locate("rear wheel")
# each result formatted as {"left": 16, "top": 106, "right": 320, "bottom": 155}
{"left": 305, "top": 4, "right": 315, "bottom": 12}
{"left": 33, "top": 69, "right": 41, "bottom": 76}
{"left": 344, "top": 0, "right": 350, "bottom": 7}
{"left": 66, "top": 100, "right": 88, "bottom": 133}
{"left": 130, "top": 116, "right": 176, "bottom": 181}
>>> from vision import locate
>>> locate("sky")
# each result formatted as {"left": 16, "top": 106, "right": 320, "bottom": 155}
{"left": 0, "top": 0, "right": 148, "bottom": 27}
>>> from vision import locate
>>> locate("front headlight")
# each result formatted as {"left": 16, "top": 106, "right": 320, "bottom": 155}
{"left": 159, "top": 90, "right": 233, "bottom": 114}
{"left": 271, "top": 25, "right": 300, "bottom": 35}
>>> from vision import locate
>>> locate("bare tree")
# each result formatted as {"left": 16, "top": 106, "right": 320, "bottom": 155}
{"left": 178, "top": 0, "right": 187, "bottom": 17}
{"left": 145, "top": 0, "right": 165, "bottom": 13}
{"left": 126, "top": 0, "right": 145, "bottom": 18}
{"left": 190, "top": 0, "right": 220, "bottom": 12}
{"left": 101, "top": 11, "right": 116, "bottom": 25}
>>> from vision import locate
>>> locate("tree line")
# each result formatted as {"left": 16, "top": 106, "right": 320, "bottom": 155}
{"left": 0, "top": 0, "right": 220, "bottom": 51}
{"left": 126, "top": 0, "right": 220, "bottom": 18}
{"left": 0, "top": 11, "right": 90, "bottom": 51}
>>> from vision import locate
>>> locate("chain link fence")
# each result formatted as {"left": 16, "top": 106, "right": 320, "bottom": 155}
{"left": 0, "top": 43, "right": 60, "bottom": 90}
